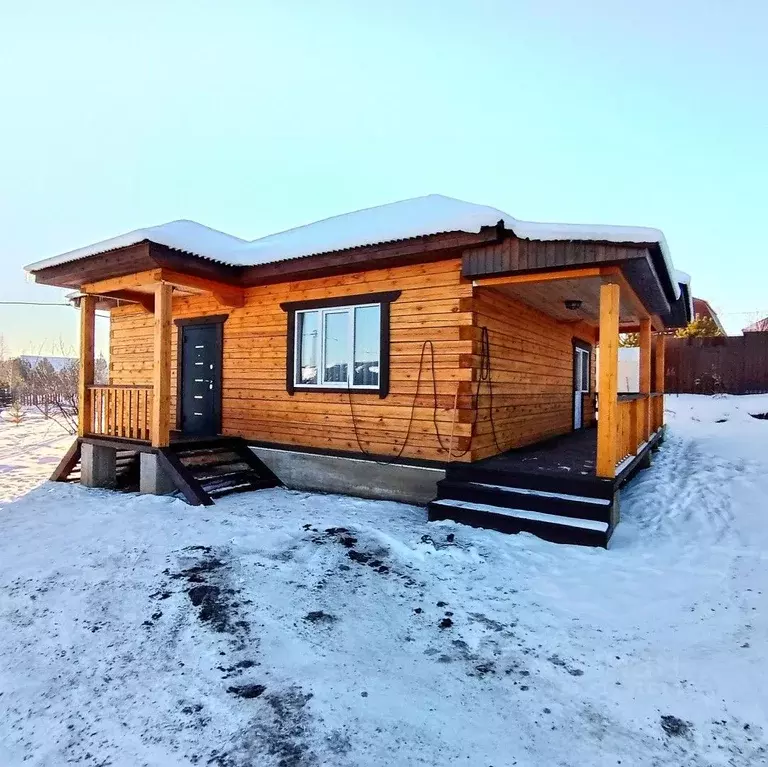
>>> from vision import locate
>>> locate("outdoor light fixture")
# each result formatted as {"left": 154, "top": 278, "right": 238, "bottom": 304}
{"left": 564, "top": 299, "right": 583, "bottom": 311}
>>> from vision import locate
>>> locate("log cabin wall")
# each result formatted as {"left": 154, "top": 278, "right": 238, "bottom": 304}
{"left": 470, "top": 287, "right": 597, "bottom": 462}
{"left": 109, "top": 258, "right": 476, "bottom": 462}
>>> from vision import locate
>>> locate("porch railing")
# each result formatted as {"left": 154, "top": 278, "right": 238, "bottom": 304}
{"left": 616, "top": 395, "right": 643, "bottom": 467}
{"left": 650, "top": 392, "right": 664, "bottom": 433}
{"left": 88, "top": 385, "right": 153, "bottom": 441}
{"left": 615, "top": 393, "right": 664, "bottom": 469}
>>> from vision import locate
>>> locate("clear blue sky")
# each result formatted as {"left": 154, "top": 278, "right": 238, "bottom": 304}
{"left": 1, "top": 0, "right": 766, "bottom": 355}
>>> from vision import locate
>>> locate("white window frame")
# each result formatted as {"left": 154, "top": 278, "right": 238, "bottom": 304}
{"left": 575, "top": 346, "right": 590, "bottom": 394}
{"left": 294, "top": 302, "right": 381, "bottom": 390}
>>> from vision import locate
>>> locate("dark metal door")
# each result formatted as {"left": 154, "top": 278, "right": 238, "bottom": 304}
{"left": 180, "top": 324, "right": 221, "bottom": 436}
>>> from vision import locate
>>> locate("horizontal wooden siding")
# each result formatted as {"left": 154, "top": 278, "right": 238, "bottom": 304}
{"left": 109, "top": 259, "right": 476, "bottom": 462}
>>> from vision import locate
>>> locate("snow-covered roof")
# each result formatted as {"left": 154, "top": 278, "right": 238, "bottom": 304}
{"left": 25, "top": 194, "right": 683, "bottom": 298}
{"left": 26, "top": 220, "right": 248, "bottom": 273}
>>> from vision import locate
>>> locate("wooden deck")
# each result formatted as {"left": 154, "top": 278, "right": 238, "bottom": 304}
{"left": 455, "top": 425, "right": 663, "bottom": 492}
{"left": 474, "top": 427, "right": 601, "bottom": 480}
{"left": 431, "top": 426, "right": 665, "bottom": 547}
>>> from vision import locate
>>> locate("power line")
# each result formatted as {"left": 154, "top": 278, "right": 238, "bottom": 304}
{"left": 0, "top": 300, "right": 109, "bottom": 316}
{"left": 0, "top": 301, "right": 71, "bottom": 306}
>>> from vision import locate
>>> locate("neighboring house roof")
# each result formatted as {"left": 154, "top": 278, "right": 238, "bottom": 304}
{"left": 692, "top": 298, "right": 726, "bottom": 335}
{"left": 18, "top": 355, "right": 76, "bottom": 371}
{"left": 743, "top": 316, "right": 768, "bottom": 333}
{"left": 24, "top": 194, "right": 682, "bottom": 299}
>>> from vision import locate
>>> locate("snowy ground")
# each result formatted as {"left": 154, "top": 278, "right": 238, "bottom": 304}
{"left": 0, "top": 410, "right": 73, "bottom": 507}
{"left": 0, "top": 396, "right": 767, "bottom": 766}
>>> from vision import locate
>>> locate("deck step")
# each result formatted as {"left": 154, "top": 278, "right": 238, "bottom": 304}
{"left": 159, "top": 437, "right": 282, "bottom": 505}
{"left": 428, "top": 498, "right": 611, "bottom": 548}
{"left": 445, "top": 463, "right": 615, "bottom": 501}
{"left": 436, "top": 479, "right": 613, "bottom": 524}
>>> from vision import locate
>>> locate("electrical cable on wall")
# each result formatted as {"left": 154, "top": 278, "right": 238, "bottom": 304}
{"left": 346, "top": 326, "right": 505, "bottom": 464}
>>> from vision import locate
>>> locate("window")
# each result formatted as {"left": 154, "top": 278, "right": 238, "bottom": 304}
{"left": 281, "top": 291, "right": 400, "bottom": 398}
{"left": 294, "top": 304, "right": 381, "bottom": 390}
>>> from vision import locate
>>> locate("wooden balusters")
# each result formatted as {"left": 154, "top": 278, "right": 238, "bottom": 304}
{"left": 87, "top": 385, "right": 153, "bottom": 441}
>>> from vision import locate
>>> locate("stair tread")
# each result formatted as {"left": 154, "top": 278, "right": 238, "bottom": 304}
{"left": 207, "top": 479, "right": 276, "bottom": 496}
{"left": 461, "top": 481, "right": 611, "bottom": 506}
{"left": 429, "top": 498, "right": 609, "bottom": 533}
{"left": 191, "top": 463, "right": 252, "bottom": 478}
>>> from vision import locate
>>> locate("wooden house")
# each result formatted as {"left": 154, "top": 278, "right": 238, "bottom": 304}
{"left": 26, "top": 195, "right": 692, "bottom": 546}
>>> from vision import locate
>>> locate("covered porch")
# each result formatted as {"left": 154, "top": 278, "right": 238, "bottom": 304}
{"left": 56, "top": 268, "right": 281, "bottom": 503}
{"left": 471, "top": 265, "right": 668, "bottom": 480}
{"left": 76, "top": 267, "right": 244, "bottom": 447}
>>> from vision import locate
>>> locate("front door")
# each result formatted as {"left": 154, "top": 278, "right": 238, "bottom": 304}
{"left": 573, "top": 345, "right": 590, "bottom": 429}
{"left": 179, "top": 323, "right": 222, "bottom": 436}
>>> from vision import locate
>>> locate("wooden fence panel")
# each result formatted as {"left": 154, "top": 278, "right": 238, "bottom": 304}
{"left": 666, "top": 335, "right": 768, "bottom": 394}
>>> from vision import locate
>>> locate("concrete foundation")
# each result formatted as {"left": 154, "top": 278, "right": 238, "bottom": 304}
{"left": 81, "top": 443, "right": 117, "bottom": 489}
{"left": 139, "top": 452, "right": 177, "bottom": 496}
{"left": 251, "top": 446, "right": 444, "bottom": 505}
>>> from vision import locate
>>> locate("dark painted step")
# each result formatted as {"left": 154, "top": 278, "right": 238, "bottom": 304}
{"left": 160, "top": 437, "right": 282, "bottom": 505}
{"left": 206, "top": 475, "right": 277, "bottom": 497}
{"left": 445, "top": 463, "right": 615, "bottom": 501}
{"left": 436, "top": 479, "right": 613, "bottom": 524}
{"left": 428, "top": 498, "right": 612, "bottom": 548}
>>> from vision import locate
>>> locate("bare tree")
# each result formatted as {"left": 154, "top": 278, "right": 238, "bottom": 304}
{"left": 27, "top": 357, "right": 79, "bottom": 434}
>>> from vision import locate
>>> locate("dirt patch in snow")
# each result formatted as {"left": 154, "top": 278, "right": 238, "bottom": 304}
{"left": 163, "top": 547, "right": 251, "bottom": 643}
{"left": 661, "top": 714, "right": 693, "bottom": 738}
{"left": 309, "top": 525, "right": 420, "bottom": 586}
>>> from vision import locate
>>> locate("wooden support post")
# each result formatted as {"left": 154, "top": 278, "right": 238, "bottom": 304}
{"left": 639, "top": 318, "right": 652, "bottom": 440}
{"left": 597, "top": 282, "right": 620, "bottom": 478}
{"left": 653, "top": 331, "right": 666, "bottom": 431}
{"left": 151, "top": 282, "right": 173, "bottom": 448}
{"left": 78, "top": 294, "right": 96, "bottom": 437}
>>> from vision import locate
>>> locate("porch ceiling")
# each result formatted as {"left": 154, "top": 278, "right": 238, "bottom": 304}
{"left": 491, "top": 275, "right": 641, "bottom": 326}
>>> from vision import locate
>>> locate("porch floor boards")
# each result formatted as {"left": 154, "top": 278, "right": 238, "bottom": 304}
{"left": 473, "top": 427, "right": 601, "bottom": 482}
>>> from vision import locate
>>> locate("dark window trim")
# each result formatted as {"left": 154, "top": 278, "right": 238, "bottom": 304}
{"left": 281, "top": 291, "right": 401, "bottom": 399}
{"left": 174, "top": 314, "right": 229, "bottom": 328}
{"left": 175, "top": 315, "right": 228, "bottom": 433}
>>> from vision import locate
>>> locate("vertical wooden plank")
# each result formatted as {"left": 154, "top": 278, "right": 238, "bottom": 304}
{"left": 152, "top": 283, "right": 173, "bottom": 447}
{"left": 119, "top": 389, "right": 126, "bottom": 438}
{"left": 654, "top": 332, "right": 666, "bottom": 429}
{"left": 639, "top": 318, "right": 651, "bottom": 439}
{"left": 597, "top": 282, "right": 620, "bottom": 477}
{"left": 630, "top": 399, "right": 639, "bottom": 454}
{"left": 115, "top": 389, "right": 121, "bottom": 437}
{"left": 78, "top": 295, "right": 96, "bottom": 436}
